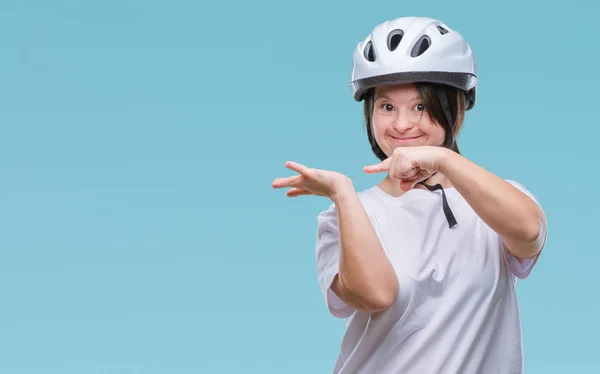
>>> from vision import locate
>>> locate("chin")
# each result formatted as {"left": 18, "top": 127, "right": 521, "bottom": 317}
{"left": 389, "top": 140, "right": 426, "bottom": 149}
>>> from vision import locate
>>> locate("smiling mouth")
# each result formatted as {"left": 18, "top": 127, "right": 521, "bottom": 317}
{"left": 391, "top": 135, "right": 422, "bottom": 141}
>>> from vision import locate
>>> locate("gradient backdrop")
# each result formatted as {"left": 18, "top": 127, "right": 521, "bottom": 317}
{"left": 1, "top": 1, "right": 597, "bottom": 373}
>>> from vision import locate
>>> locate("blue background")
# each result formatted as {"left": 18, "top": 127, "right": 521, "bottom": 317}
{"left": 1, "top": 1, "right": 597, "bottom": 373}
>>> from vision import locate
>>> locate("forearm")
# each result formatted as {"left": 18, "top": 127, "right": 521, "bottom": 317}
{"left": 330, "top": 183, "right": 399, "bottom": 312}
{"left": 438, "top": 149, "right": 546, "bottom": 259}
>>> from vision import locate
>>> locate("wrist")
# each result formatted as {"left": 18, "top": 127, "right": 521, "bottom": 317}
{"left": 434, "top": 147, "right": 455, "bottom": 173}
{"left": 330, "top": 177, "right": 355, "bottom": 203}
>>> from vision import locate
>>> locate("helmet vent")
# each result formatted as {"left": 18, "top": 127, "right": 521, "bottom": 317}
{"left": 364, "top": 41, "right": 376, "bottom": 62}
{"left": 387, "top": 29, "right": 404, "bottom": 51}
{"left": 437, "top": 26, "right": 449, "bottom": 35}
{"left": 410, "top": 35, "right": 431, "bottom": 57}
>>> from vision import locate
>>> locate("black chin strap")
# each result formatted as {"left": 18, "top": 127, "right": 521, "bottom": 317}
{"left": 418, "top": 173, "right": 457, "bottom": 228}
{"left": 415, "top": 86, "right": 458, "bottom": 229}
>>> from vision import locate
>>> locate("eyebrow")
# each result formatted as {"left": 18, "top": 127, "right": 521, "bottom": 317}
{"left": 374, "top": 93, "right": 422, "bottom": 102}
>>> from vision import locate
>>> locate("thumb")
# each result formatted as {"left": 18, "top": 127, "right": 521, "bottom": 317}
{"left": 363, "top": 158, "right": 391, "bottom": 174}
{"left": 399, "top": 179, "right": 417, "bottom": 191}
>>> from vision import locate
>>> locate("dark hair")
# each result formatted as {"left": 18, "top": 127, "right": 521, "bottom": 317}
{"left": 364, "top": 82, "right": 467, "bottom": 161}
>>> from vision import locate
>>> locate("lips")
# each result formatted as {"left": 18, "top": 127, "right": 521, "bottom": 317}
{"left": 391, "top": 135, "right": 422, "bottom": 141}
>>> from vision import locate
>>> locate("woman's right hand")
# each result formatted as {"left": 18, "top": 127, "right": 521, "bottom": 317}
{"left": 272, "top": 161, "right": 353, "bottom": 200}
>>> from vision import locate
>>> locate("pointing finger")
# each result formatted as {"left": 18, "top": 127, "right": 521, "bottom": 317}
{"left": 363, "top": 158, "right": 391, "bottom": 174}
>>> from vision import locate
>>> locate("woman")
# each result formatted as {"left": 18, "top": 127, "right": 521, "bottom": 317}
{"left": 272, "top": 16, "right": 547, "bottom": 373}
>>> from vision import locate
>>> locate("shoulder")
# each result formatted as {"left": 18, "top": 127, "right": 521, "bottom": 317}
{"left": 503, "top": 179, "right": 543, "bottom": 207}
{"left": 317, "top": 186, "right": 380, "bottom": 217}
{"left": 504, "top": 179, "right": 531, "bottom": 191}
{"left": 316, "top": 186, "right": 380, "bottom": 230}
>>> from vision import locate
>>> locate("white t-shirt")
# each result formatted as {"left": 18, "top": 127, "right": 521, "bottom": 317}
{"left": 315, "top": 180, "right": 546, "bottom": 374}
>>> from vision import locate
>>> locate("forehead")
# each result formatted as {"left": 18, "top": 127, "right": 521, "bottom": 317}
{"left": 374, "top": 83, "right": 420, "bottom": 101}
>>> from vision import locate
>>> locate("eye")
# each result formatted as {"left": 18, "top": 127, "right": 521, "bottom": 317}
{"left": 413, "top": 103, "right": 426, "bottom": 112}
{"left": 381, "top": 103, "right": 395, "bottom": 112}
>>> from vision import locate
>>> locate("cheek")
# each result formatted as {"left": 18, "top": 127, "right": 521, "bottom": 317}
{"left": 372, "top": 113, "right": 392, "bottom": 136}
{"left": 372, "top": 117, "right": 389, "bottom": 144}
{"left": 423, "top": 123, "right": 447, "bottom": 145}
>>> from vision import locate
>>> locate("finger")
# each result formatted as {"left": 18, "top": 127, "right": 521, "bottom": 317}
{"left": 286, "top": 188, "right": 314, "bottom": 197}
{"left": 391, "top": 157, "right": 417, "bottom": 180}
{"left": 399, "top": 179, "right": 417, "bottom": 191}
{"left": 285, "top": 161, "right": 312, "bottom": 176}
{"left": 363, "top": 158, "right": 391, "bottom": 174}
{"left": 272, "top": 175, "right": 303, "bottom": 189}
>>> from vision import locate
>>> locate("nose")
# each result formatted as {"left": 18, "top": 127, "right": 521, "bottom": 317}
{"left": 392, "top": 109, "right": 416, "bottom": 133}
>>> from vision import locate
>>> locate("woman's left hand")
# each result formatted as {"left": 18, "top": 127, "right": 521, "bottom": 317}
{"left": 363, "top": 146, "right": 448, "bottom": 191}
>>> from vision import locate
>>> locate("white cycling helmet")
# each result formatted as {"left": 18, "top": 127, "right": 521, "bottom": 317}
{"left": 350, "top": 16, "right": 478, "bottom": 110}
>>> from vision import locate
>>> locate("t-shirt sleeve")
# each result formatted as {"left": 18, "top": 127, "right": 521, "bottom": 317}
{"left": 502, "top": 180, "right": 548, "bottom": 279}
{"left": 315, "top": 203, "right": 355, "bottom": 319}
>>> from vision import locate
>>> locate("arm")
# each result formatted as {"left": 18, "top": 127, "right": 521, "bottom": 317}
{"left": 437, "top": 148, "right": 547, "bottom": 260}
{"left": 329, "top": 181, "right": 399, "bottom": 313}
{"left": 272, "top": 161, "right": 398, "bottom": 314}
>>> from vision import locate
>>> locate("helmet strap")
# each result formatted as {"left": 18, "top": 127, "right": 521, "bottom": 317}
{"left": 418, "top": 173, "right": 458, "bottom": 228}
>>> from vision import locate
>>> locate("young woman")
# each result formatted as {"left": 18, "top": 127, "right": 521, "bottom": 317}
{"left": 272, "top": 16, "right": 547, "bottom": 373}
